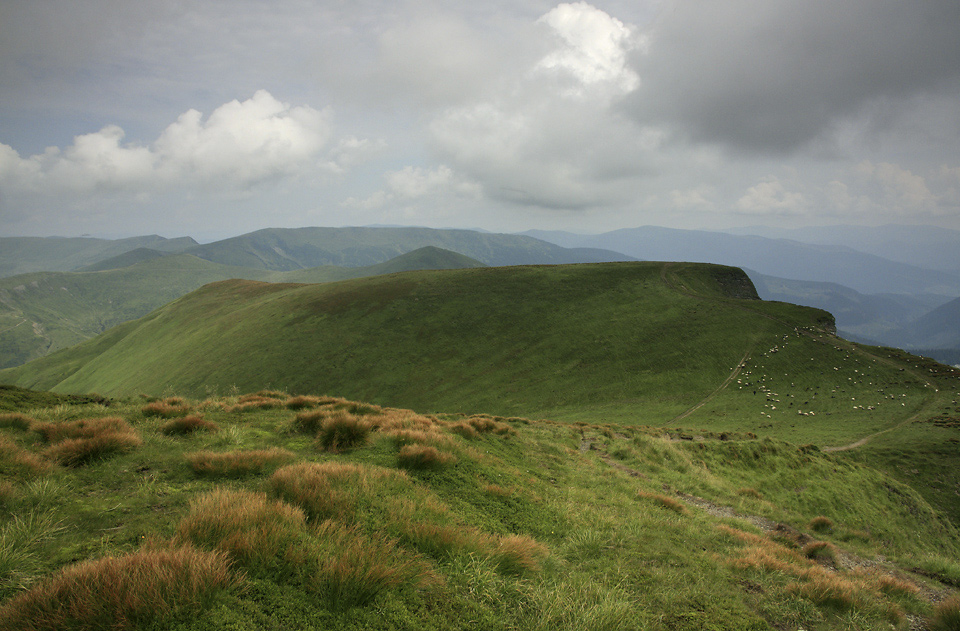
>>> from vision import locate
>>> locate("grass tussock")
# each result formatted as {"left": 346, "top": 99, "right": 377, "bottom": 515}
{"left": 0, "top": 544, "right": 238, "bottom": 631}
{"left": 396, "top": 444, "right": 458, "bottom": 470}
{"left": 458, "top": 415, "right": 516, "bottom": 436}
{"left": 315, "top": 410, "right": 372, "bottom": 452}
{"left": 176, "top": 488, "right": 437, "bottom": 610}
{"left": 0, "top": 413, "right": 34, "bottom": 431}
{"left": 284, "top": 395, "right": 323, "bottom": 410}
{"left": 0, "top": 510, "right": 64, "bottom": 599}
{"left": 930, "top": 595, "right": 960, "bottom": 631}
{"left": 385, "top": 428, "right": 453, "bottom": 448}
{"left": 269, "top": 462, "right": 407, "bottom": 521}
{"left": 186, "top": 448, "right": 295, "bottom": 477}
{"left": 176, "top": 488, "right": 308, "bottom": 567}
{"left": 34, "top": 417, "right": 141, "bottom": 467}
{"left": 636, "top": 490, "right": 688, "bottom": 514}
{"left": 735, "top": 487, "right": 764, "bottom": 500}
{"left": 0, "top": 435, "right": 53, "bottom": 478}
{"left": 809, "top": 515, "right": 834, "bottom": 533}
{"left": 160, "top": 415, "right": 219, "bottom": 436}
{"left": 142, "top": 398, "right": 192, "bottom": 418}
{"left": 801, "top": 540, "right": 836, "bottom": 562}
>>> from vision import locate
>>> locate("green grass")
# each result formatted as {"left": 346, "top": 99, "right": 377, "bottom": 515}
{"left": 0, "top": 389, "right": 954, "bottom": 630}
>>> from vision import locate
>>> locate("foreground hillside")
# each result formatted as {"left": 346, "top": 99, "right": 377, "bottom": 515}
{"left": 0, "top": 388, "right": 958, "bottom": 630}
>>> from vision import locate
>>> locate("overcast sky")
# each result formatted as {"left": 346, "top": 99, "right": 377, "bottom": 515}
{"left": 1, "top": 0, "right": 958, "bottom": 240}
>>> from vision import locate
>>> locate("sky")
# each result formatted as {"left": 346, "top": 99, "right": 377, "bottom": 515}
{"left": 1, "top": 0, "right": 958, "bottom": 241}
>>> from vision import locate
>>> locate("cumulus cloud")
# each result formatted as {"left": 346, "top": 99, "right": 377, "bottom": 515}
{"left": 855, "top": 161, "right": 940, "bottom": 213}
{"left": 536, "top": 2, "right": 643, "bottom": 95}
{"left": 735, "top": 178, "right": 807, "bottom": 214}
{"left": 0, "top": 90, "right": 334, "bottom": 197}
{"left": 629, "top": 0, "right": 960, "bottom": 154}
{"left": 343, "top": 164, "right": 479, "bottom": 210}
{"left": 426, "top": 2, "right": 659, "bottom": 211}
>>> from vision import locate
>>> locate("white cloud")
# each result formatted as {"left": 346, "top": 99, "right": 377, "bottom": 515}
{"left": 735, "top": 178, "right": 807, "bottom": 214}
{"left": 0, "top": 90, "right": 334, "bottom": 197}
{"left": 856, "top": 160, "right": 939, "bottom": 212}
{"left": 343, "top": 164, "right": 479, "bottom": 210}
{"left": 536, "top": 2, "right": 642, "bottom": 95}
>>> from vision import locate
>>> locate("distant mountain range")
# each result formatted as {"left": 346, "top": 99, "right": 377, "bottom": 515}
{"left": 1, "top": 223, "right": 957, "bottom": 367}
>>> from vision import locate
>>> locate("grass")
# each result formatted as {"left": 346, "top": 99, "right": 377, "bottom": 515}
{"left": 315, "top": 411, "right": 372, "bottom": 452}
{"left": 396, "top": 444, "right": 458, "bottom": 470}
{"left": 0, "top": 543, "right": 238, "bottom": 631}
{"left": 930, "top": 595, "right": 960, "bottom": 631}
{"left": 185, "top": 448, "right": 295, "bottom": 477}
{"left": 160, "top": 415, "right": 219, "bottom": 436}
{"left": 34, "top": 417, "right": 142, "bottom": 467}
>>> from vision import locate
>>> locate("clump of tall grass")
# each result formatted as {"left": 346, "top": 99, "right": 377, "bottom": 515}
{"left": 396, "top": 444, "right": 458, "bottom": 470}
{"left": 186, "top": 448, "right": 295, "bottom": 477}
{"left": 269, "top": 462, "right": 407, "bottom": 521}
{"left": 930, "top": 595, "right": 960, "bottom": 631}
{"left": 385, "top": 428, "right": 453, "bottom": 448}
{"left": 315, "top": 410, "right": 373, "bottom": 452}
{"left": 451, "top": 415, "right": 516, "bottom": 437}
{"left": 0, "top": 413, "right": 34, "bottom": 431}
{"left": 160, "top": 415, "right": 219, "bottom": 436}
{"left": 809, "top": 515, "right": 834, "bottom": 533}
{"left": 177, "top": 488, "right": 437, "bottom": 609}
{"left": 142, "top": 398, "right": 191, "bottom": 418}
{"left": 0, "top": 435, "right": 53, "bottom": 478}
{"left": 0, "top": 481, "right": 13, "bottom": 505}
{"left": 801, "top": 541, "right": 836, "bottom": 562}
{"left": 269, "top": 462, "right": 548, "bottom": 576}
{"left": 0, "top": 510, "right": 64, "bottom": 599}
{"left": 34, "top": 417, "right": 141, "bottom": 467}
{"left": 0, "top": 543, "right": 238, "bottom": 631}
{"left": 284, "top": 395, "right": 323, "bottom": 410}
{"left": 636, "top": 490, "right": 688, "bottom": 514}
{"left": 176, "top": 488, "right": 309, "bottom": 569}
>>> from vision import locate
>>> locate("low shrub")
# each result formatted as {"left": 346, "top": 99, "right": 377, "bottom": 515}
{"left": 930, "top": 594, "right": 960, "bottom": 631}
{"left": 0, "top": 413, "right": 33, "bottom": 431}
{"left": 396, "top": 444, "right": 457, "bottom": 470}
{"left": 0, "top": 544, "right": 238, "bottom": 631}
{"left": 636, "top": 490, "right": 688, "bottom": 514}
{"left": 316, "top": 411, "right": 372, "bottom": 452}
{"left": 186, "top": 448, "right": 295, "bottom": 477}
{"left": 809, "top": 516, "right": 834, "bottom": 533}
{"left": 160, "top": 415, "right": 219, "bottom": 436}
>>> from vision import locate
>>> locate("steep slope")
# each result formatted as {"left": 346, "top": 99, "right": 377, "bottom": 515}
{"left": 904, "top": 296, "right": 960, "bottom": 349}
{"left": 748, "top": 271, "right": 953, "bottom": 345}
{"left": 524, "top": 226, "right": 960, "bottom": 295}
{"left": 184, "top": 226, "right": 633, "bottom": 270}
{"left": 0, "top": 248, "right": 484, "bottom": 369}
{"left": 0, "top": 235, "right": 197, "bottom": 277}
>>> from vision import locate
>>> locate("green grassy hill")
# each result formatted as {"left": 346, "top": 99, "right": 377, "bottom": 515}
{"left": 2, "top": 261, "right": 960, "bottom": 630}
{"left": 0, "top": 248, "right": 485, "bottom": 369}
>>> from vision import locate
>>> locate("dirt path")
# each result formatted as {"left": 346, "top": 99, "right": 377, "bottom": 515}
{"left": 579, "top": 431, "right": 955, "bottom": 624}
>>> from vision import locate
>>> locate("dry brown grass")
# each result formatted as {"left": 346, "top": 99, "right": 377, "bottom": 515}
{"left": 809, "top": 515, "right": 834, "bottom": 533}
{"left": 160, "top": 415, "right": 219, "bottom": 436}
{"left": 177, "top": 488, "right": 308, "bottom": 566}
{"left": 735, "top": 487, "right": 764, "bottom": 500}
{"left": 270, "top": 462, "right": 407, "bottom": 521}
{"left": 33, "top": 417, "right": 141, "bottom": 467}
{"left": 801, "top": 540, "right": 836, "bottom": 562}
{"left": 284, "top": 395, "right": 323, "bottom": 410}
{"left": 0, "top": 413, "right": 34, "bottom": 431}
{"left": 458, "top": 415, "right": 516, "bottom": 436}
{"left": 0, "top": 480, "right": 15, "bottom": 504}
{"left": 0, "top": 544, "right": 238, "bottom": 631}
{"left": 396, "top": 444, "right": 458, "bottom": 470}
{"left": 636, "top": 490, "right": 688, "bottom": 514}
{"left": 186, "top": 448, "right": 295, "bottom": 477}
{"left": 142, "top": 399, "right": 192, "bottom": 418}
{"left": 0, "top": 435, "right": 53, "bottom": 478}
{"left": 315, "top": 410, "right": 372, "bottom": 452}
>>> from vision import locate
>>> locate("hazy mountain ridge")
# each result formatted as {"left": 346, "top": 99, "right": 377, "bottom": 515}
{"left": 0, "top": 235, "right": 197, "bottom": 277}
